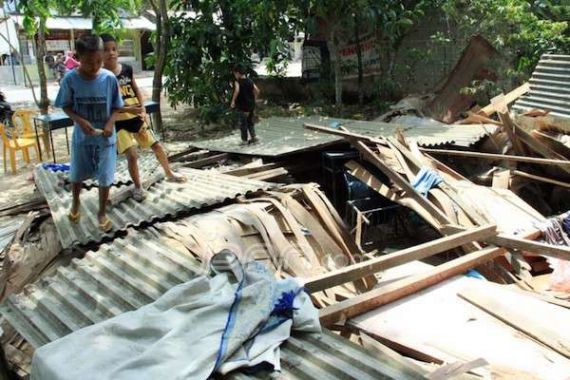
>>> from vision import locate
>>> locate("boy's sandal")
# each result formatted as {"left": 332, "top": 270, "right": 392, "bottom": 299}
{"left": 167, "top": 173, "right": 187, "bottom": 183}
{"left": 98, "top": 217, "right": 113, "bottom": 232}
{"left": 68, "top": 210, "right": 81, "bottom": 223}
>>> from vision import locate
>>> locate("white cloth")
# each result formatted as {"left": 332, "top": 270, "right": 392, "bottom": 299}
{"left": 31, "top": 252, "right": 321, "bottom": 380}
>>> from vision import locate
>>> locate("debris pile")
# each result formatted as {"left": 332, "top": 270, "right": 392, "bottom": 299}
{"left": 2, "top": 52, "right": 570, "bottom": 380}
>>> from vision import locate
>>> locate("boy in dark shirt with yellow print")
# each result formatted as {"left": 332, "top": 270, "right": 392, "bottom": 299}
{"left": 101, "top": 34, "right": 186, "bottom": 202}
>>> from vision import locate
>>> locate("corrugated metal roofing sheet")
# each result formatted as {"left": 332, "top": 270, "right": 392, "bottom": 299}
{"left": 34, "top": 166, "right": 274, "bottom": 249}
{"left": 43, "top": 154, "right": 160, "bottom": 189}
{"left": 0, "top": 216, "right": 24, "bottom": 253}
{"left": 1, "top": 227, "right": 204, "bottom": 347}
{"left": 0, "top": 227, "right": 419, "bottom": 379}
{"left": 513, "top": 54, "right": 570, "bottom": 119}
{"left": 190, "top": 116, "right": 497, "bottom": 157}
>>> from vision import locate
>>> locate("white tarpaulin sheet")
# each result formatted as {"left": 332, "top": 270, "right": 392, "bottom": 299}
{"left": 31, "top": 251, "right": 321, "bottom": 380}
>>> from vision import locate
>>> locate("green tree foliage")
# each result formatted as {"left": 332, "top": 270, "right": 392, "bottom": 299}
{"left": 17, "top": 0, "right": 140, "bottom": 112}
{"left": 441, "top": 0, "right": 569, "bottom": 85}
{"left": 18, "top": 0, "right": 141, "bottom": 36}
{"left": 164, "top": 0, "right": 568, "bottom": 123}
{"left": 165, "top": 0, "right": 302, "bottom": 123}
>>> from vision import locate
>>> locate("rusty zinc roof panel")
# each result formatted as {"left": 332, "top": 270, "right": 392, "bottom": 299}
{"left": 0, "top": 227, "right": 420, "bottom": 380}
{"left": 34, "top": 166, "right": 274, "bottom": 249}
{"left": 514, "top": 54, "right": 570, "bottom": 119}
{"left": 189, "top": 116, "right": 497, "bottom": 157}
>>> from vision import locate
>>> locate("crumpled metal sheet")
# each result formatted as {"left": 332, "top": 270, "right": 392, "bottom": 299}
{"left": 0, "top": 225, "right": 420, "bottom": 379}
{"left": 1, "top": 227, "right": 205, "bottom": 347}
{"left": 190, "top": 115, "right": 498, "bottom": 157}
{"left": 34, "top": 165, "right": 274, "bottom": 249}
{"left": 514, "top": 54, "right": 570, "bottom": 119}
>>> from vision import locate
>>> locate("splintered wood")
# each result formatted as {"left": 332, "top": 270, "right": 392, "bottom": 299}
{"left": 303, "top": 122, "right": 570, "bottom": 329}
{"left": 155, "top": 184, "right": 372, "bottom": 307}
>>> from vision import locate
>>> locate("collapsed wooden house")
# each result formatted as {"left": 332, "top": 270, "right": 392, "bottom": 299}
{"left": 1, "top": 55, "right": 570, "bottom": 380}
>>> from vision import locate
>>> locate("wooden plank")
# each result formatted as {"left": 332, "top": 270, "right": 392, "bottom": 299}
{"left": 319, "top": 245, "right": 509, "bottom": 325}
{"left": 532, "top": 131, "right": 570, "bottom": 160}
{"left": 167, "top": 146, "right": 200, "bottom": 161}
{"left": 224, "top": 161, "right": 281, "bottom": 176}
{"left": 486, "top": 234, "right": 570, "bottom": 260}
{"left": 512, "top": 169, "right": 570, "bottom": 188}
{"left": 492, "top": 169, "right": 511, "bottom": 189}
{"left": 479, "top": 82, "right": 530, "bottom": 116}
{"left": 304, "top": 224, "right": 496, "bottom": 293}
{"left": 304, "top": 122, "right": 385, "bottom": 145}
{"left": 458, "top": 284, "right": 570, "bottom": 359}
{"left": 457, "top": 112, "right": 502, "bottom": 126}
{"left": 359, "top": 333, "right": 432, "bottom": 378}
{"left": 420, "top": 148, "right": 570, "bottom": 167}
{"left": 390, "top": 138, "right": 488, "bottom": 226}
{"left": 351, "top": 274, "right": 570, "bottom": 379}
{"left": 509, "top": 117, "right": 570, "bottom": 175}
{"left": 183, "top": 153, "right": 229, "bottom": 168}
{"left": 345, "top": 160, "right": 444, "bottom": 230}
{"left": 498, "top": 112, "right": 526, "bottom": 156}
{"left": 246, "top": 167, "right": 288, "bottom": 181}
{"left": 354, "top": 140, "right": 451, "bottom": 225}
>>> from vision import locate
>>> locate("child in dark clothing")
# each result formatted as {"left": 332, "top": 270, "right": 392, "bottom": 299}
{"left": 230, "top": 64, "right": 260, "bottom": 145}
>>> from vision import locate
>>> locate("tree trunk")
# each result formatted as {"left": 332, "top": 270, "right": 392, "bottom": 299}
{"left": 36, "top": 19, "right": 49, "bottom": 114}
{"left": 329, "top": 29, "right": 342, "bottom": 106}
{"left": 150, "top": 0, "right": 169, "bottom": 135}
{"left": 354, "top": 13, "right": 364, "bottom": 106}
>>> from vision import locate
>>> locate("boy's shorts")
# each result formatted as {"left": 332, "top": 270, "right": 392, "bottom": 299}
{"left": 116, "top": 124, "right": 157, "bottom": 154}
{"left": 70, "top": 142, "right": 117, "bottom": 187}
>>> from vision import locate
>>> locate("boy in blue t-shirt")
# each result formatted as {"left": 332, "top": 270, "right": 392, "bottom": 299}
{"left": 55, "top": 35, "right": 123, "bottom": 232}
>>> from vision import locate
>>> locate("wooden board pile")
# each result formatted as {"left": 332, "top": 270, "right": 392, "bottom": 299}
{"left": 300, "top": 122, "right": 570, "bottom": 318}
{"left": 155, "top": 183, "right": 376, "bottom": 308}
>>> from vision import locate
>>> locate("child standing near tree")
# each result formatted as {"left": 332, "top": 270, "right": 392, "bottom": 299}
{"left": 231, "top": 63, "right": 260, "bottom": 145}
{"left": 55, "top": 35, "right": 123, "bottom": 232}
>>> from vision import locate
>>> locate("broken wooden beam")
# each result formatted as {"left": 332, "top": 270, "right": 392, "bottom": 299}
{"left": 419, "top": 148, "right": 570, "bottom": 167}
{"left": 486, "top": 234, "right": 570, "bottom": 260}
{"left": 478, "top": 82, "right": 530, "bottom": 117}
{"left": 319, "top": 245, "right": 510, "bottom": 325}
{"left": 304, "top": 224, "right": 497, "bottom": 293}
{"left": 512, "top": 170, "right": 570, "bottom": 188}
{"left": 508, "top": 117, "right": 570, "bottom": 175}
{"left": 498, "top": 112, "right": 527, "bottom": 156}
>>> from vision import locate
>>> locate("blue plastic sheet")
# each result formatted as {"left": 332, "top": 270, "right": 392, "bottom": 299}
{"left": 412, "top": 167, "right": 443, "bottom": 196}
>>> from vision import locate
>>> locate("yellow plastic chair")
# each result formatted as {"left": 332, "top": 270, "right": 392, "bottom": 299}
{"left": 0, "top": 122, "right": 39, "bottom": 174}
{"left": 12, "top": 109, "right": 39, "bottom": 138}
{"left": 12, "top": 108, "right": 50, "bottom": 157}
